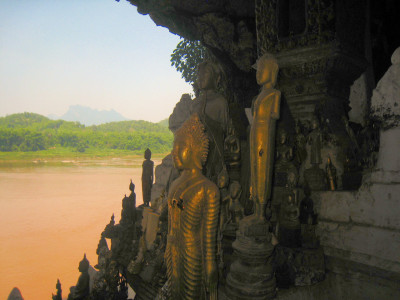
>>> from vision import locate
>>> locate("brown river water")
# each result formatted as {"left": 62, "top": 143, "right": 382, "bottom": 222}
{"left": 0, "top": 158, "right": 160, "bottom": 299}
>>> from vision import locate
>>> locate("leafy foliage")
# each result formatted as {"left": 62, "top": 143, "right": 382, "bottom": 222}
{"left": 0, "top": 113, "right": 173, "bottom": 154}
{"left": 170, "top": 39, "right": 207, "bottom": 84}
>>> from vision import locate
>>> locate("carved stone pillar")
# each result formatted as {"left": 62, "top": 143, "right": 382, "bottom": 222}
{"left": 225, "top": 223, "right": 275, "bottom": 300}
{"left": 370, "top": 47, "right": 400, "bottom": 183}
{"left": 256, "top": 0, "right": 368, "bottom": 124}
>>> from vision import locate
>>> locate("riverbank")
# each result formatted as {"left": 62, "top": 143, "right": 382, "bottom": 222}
{"left": 0, "top": 148, "right": 169, "bottom": 167}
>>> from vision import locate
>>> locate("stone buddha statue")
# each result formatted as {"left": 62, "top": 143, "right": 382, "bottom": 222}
{"left": 228, "top": 181, "right": 244, "bottom": 225}
{"left": 142, "top": 148, "right": 154, "bottom": 206}
{"left": 218, "top": 167, "right": 230, "bottom": 233}
{"left": 246, "top": 53, "right": 281, "bottom": 224}
{"left": 165, "top": 113, "right": 220, "bottom": 300}
{"left": 71, "top": 254, "right": 90, "bottom": 300}
{"left": 191, "top": 61, "right": 229, "bottom": 182}
{"left": 52, "top": 279, "right": 62, "bottom": 300}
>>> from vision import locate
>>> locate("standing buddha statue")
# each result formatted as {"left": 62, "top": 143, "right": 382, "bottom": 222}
{"left": 191, "top": 61, "right": 229, "bottom": 183}
{"left": 246, "top": 53, "right": 281, "bottom": 224}
{"left": 142, "top": 148, "right": 154, "bottom": 206}
{"left": 165, "top": 113, "right": 220, "bottom": 300}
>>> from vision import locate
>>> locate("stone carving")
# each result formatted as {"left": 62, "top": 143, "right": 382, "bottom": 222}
{"left": 68, "top": 254, "right": 90, "bottom": 300}
{"left": 165, "top": 113, "right": 220, "bottom": 299}
{"left": 304, "top": 118, "right": 327, "bottom": 191}
{"left": 294, "top": 121, "right": 307, "bottom": 166}
{"left": 274, "top": 129, "right": 297, "bottom": 187}
{"left": 142, "top": 148, "right": 154, "bottom": 207}
{"left": 191, "top": 61, "right": 229, "bottom": 183}
{"left": 224, "top": 119, "right": 241, "bottom": 180}
{"left": 218, "top": 167, "right": 230, "bottom": 233}
{"left": 52, "top": 279, "right": 62, "bottom": 300}
{"left": 228, "top": 181, "right": 244, "bottom": 225}
{"left": 277, "top": 172, "right": 301, "bottom": 248}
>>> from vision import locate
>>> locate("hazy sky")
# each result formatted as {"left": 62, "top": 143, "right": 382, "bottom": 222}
{"left": 0, "top": 0, "right": 192, "bottom": 122}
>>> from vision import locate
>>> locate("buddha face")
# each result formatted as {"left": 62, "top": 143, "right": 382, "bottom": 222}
{"left": 229, "top": 182, "right": 241, "bottom": 198}
{"left": 172, "top": 139, "right": 188, "bottom": 170}
{"left": 198, "top": 64, "right": 216, "bottom": 90}
{"left": 279, "top": 131, "right": 287, "bottom": 144}
{"left": 256, "top": 58, "right": 278, "bottom": 86}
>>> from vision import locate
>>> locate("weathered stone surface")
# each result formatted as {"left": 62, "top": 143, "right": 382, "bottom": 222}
{"left": 315, "top": 187, "right": 400, "bottom": 231}
{"left": 376, "top": 127, "right": 400, "bottom": 173}
{"left": 371, "top": 47, "right": 400, "bottom": 128}
{"left": 150, "top": 154, "right": 177, "bottom": 207}
{"left": 275, "top": 271, "right": 400, "bottom": 300}
{"left": 349, "top": 73, "right": 370, "bottom": 126}
{"left": 317, "top": 221, "right": 400, "bottom": 272}
{"left": 168, "top": 93, "right": 192, "bottom": 133}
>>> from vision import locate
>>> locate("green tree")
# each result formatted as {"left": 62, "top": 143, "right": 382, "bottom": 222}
{"left": 170, "top": 39, "right": 207, "bottom": 85}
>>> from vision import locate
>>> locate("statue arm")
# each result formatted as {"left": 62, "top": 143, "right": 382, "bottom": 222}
{"left": 202, "top": 185, "right": 220, "bottom": 298}
{"left": 271, "top": 91, "right": 281, "bottom": 120}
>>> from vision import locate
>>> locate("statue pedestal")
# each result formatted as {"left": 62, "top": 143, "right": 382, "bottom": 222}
{"left": 225, "top": 222, "right": 276, "bottom": 299}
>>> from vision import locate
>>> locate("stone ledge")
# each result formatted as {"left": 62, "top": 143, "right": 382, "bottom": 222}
{"left": 313, "top": 184, "right": 400, "bottom": 231}
{"left": 317, "top": 221, "right": 400, "bottom": 272}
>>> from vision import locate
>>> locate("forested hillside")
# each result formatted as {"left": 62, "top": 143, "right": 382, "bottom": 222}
{"left": 0, "top": 113, "right": 173, "bottom": 154}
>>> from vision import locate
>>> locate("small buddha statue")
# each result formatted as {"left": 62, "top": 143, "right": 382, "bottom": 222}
{"left": 307, "top": 118, "right": 323, "bottom": 166}
{"left": 224, "top": 119, "right": 241, "bottom": 168}
{"left": 142, "top": 148, "right": 154, "bottom": 206}
{"left": 191, "top": 61, "right": 230, "bottom": 182}
{"left": 274, "top": 129, "right": 297, "bottom": 187}
{"left": 245, "top": 52, "right": 281, "bottom": 225}
{"left": 218, "top": 167, "right": 230, "bottom": 233}
{"left": 277, "top": 172, "right": 301, "bottom": 248}
{"left": 129, "top": 179, "right": 136, "bottom": 207}
{"left": 165, "top": 113, "right": 220, "bottom": 299}
{"left": 228, "top": 181, "right": 244, "bottom": 225}
{"left": 95, "top": 236, "right": 109, "bottom": 271}
{"left": 294, "top": 121, "right": 307, "bottom": 166}
{"left": 70, "top": 254, "right": 90, "bottom": 300}
{"left": 52, "top": 279, "right": 62, "bottom": 300}
{"left": 299, "top": 185, "right": 319, "bottom": 249}
{"left": 325, "top": 156, "right": 337, "bottom": 191}
{"left": 304, "top": 118, "right": 327, "bottom": 190}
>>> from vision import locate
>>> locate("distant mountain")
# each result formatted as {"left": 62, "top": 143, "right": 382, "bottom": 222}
{"left": 51, "top": 105, "right": 128, "bottom": 126}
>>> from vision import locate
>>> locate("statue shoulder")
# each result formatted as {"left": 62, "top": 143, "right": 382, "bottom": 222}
{"left": 205, "top": 179, "right": 220, "bottom": 199}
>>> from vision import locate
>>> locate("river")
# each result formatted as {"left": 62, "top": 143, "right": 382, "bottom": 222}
{"left": 0, "top": 158, "right": 160, "bottom": 300}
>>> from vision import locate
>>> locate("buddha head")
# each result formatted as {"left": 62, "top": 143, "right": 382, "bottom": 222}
{"left": 229, "top": 181, "right": 242, "bottom": 199}
{"left": 172, "top": 113, "right": 209, "bottom": 170}
{"left": 144, "top": 148, "right": 152, "bottom": 160}
{"left": 129, "top": 179, "right": 135, "bottom": 192}
{"left": 254, "top": 53, "right": 279, "bottom": 87}
{"left": 197, "top": 61, "right": 221, "bottom": 91}
{"left": 78, "top": 254, "right": 89, "bottom": 272}
{"left": 279, "top": 129, "right": 287, "bottom": 144}
{"left": 217, "top": 167, "right": 229, "bottom": 189}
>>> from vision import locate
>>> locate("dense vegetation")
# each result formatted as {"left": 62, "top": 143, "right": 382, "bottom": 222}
{"left": 0, "top": 113, "right": 173, "bottom": 154}
{"left": 170, "top": 38, "right": 207, "bottom": 85}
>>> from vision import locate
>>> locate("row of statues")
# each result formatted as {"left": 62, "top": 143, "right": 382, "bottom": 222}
{"left": 59, "top": 51, "right": 329, "bottom": 299}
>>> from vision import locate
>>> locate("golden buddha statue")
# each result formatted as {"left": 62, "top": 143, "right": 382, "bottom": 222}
{"left": 165, "top": 113, "right": 220, "bottom": 300}
{"left": 247, "top": 53, "right": 281, "bottom": 224}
